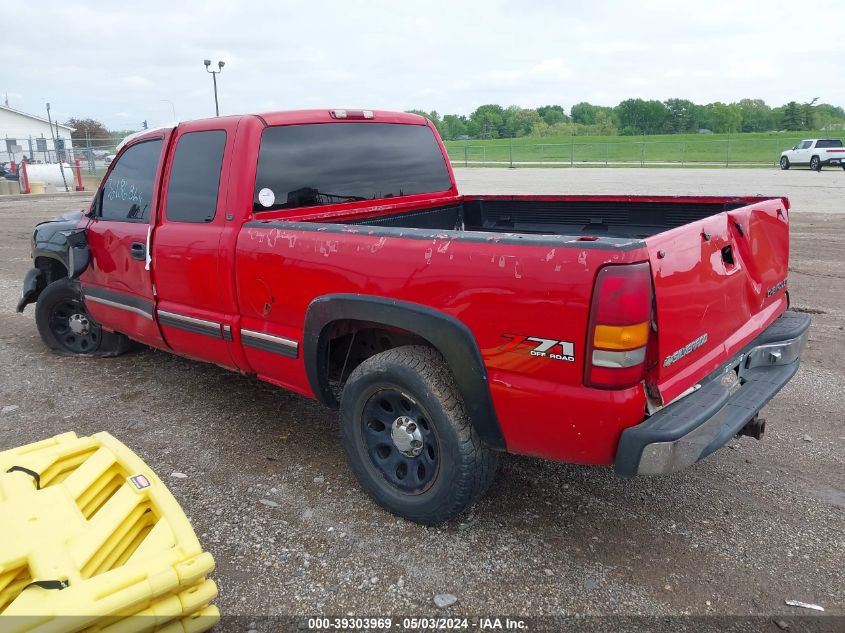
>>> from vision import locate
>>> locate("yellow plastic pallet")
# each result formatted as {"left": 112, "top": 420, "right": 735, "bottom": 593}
{"left": 0, "top": 432, "right": 219, "bottom": 633}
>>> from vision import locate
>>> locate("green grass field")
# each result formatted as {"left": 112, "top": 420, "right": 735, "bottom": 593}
{"left": 444, "top": 130, "right": 840, "bottom": 167}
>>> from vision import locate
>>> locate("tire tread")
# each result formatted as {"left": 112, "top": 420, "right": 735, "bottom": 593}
{"left": 341, "top": 345, "right": 497, "bottom": 524}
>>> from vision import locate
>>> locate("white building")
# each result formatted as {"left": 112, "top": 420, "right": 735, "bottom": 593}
{"left": 1, "top": 104, "right": 75, "bottom": 164}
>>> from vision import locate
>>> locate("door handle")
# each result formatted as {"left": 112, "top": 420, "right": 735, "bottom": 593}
{"left": 130, "top": 242, "right": 146, "bottom": 261}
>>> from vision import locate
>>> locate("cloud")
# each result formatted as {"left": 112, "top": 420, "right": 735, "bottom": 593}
{"left": 1, "top": 0, "right": 842, "bottom": 128}
{"left": 123, "top": 76, "right": 155, "bottom": 90}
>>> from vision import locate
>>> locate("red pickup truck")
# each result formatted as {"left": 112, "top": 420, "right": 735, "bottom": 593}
{"left": 17, "top": 109, "right": 809, "bottom": 524}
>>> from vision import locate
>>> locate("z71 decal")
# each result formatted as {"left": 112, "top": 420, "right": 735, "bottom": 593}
{"left": 499, "top": 334, "right": 575, "bottom": 362}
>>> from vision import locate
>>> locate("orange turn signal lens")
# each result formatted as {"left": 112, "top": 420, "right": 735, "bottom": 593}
{"left": 593, "top": 322, "right": 650, "bottom": 350}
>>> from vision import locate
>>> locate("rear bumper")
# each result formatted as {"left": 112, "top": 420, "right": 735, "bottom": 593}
{"left": 615, "top": 311, "right": 810, "bottom": 477}
{"left": 820, "top": 156, "right": 844, "bottom": 166}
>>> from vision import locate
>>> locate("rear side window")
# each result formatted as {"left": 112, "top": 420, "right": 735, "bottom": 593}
{"left": 253, "top": 123, "right": 451, "bottom": 212}
{"left": 816, "top": 139, "right": 843, "bottom": 148}
{"left": 165, "top": 130, "right": 227, "bottom": 223}
{"left": 101, "top": 139, "right": 163, "bottom": 222}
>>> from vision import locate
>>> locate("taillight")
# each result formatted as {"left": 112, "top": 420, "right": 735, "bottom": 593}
{"left": 585, "top": 262, "right": 653, "bottom": 389}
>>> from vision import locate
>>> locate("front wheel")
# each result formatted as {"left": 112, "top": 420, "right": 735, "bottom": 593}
{"left": 340, "top": 345, "right": 497, "bottom": 525}
{"left": 35, "top": 278, "right": 131, "bottom": 357}
{"left": 779, "top": 156, "right": 790, "bottom": 170}
{"left": 810, "top": 156, "right": 821, "bottom": 171}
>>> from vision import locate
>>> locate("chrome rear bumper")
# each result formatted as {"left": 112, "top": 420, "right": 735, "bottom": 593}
{"left": 615, "top": 311, "right": 810, "bottom": 477}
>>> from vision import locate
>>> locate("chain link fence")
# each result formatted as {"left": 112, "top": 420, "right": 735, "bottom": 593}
{"left": 2, "top": 135, "right": 127, "bottom": 176}
{"left": 447, "top": 137, "right": 809, "bottom": 168}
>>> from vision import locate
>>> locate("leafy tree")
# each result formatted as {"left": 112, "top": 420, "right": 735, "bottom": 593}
{"left": 591, "top": 110, "right": 617, "bottom": 136}
{"left": 64, "top": 117, "right": 110, "bottom": 141}
{"left": 439, "top": 114, "right": 469, "bottom": 139}
{"left": 812, "top": 103, "right": 845, "bottom": 130}
{"left": 663, "top": 99, "right": 700, "bottom": 133}
{"left": 537, "top": 105, "right": 568, "bottom": 126}
{"left": 737, "top": 99, "right": 773, "bottom": 132}
{"left": 405, "top": 110, "right": 441, "bottom": 132}
{"left": 614, "top": 99, "right": 669, "bottom": 135}
{"left": 779, "top": 101, "right": 806, "bottom": 130}
{"left": 571, "top": 102, "right": 597, "bottom": 125}
{"left": 704, "top": 102, "right": 742, "bottom": 133}
{"left": 503, "top": 106, "right": 542, "bottom": 137}
{"left": 531, "top": 121, "right": 575, "bottom": 137}
{"left": 469, "top": 104, "right": 505, "bottom": 139}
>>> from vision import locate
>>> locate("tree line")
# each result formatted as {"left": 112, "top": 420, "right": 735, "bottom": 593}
{"left": 407, "top": 99, "right": 845, "bottom": 140}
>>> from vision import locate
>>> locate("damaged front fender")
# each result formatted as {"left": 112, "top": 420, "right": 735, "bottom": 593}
{"left": 16, "top": 211, "right": 91, "bottom": 312}
{"left": 16, "top": 268, "right": 44, "bottom": 313}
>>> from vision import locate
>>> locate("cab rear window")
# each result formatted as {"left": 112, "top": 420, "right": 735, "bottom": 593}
{"left": 253, "top": 123, "right": 451, "bottom": 212}
{"left": 816, "top": 139, "right": 843, "bottom": 148}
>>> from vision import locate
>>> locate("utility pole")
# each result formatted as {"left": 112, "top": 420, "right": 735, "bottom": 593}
{"left": 203, "top": 60, "right": 225, "bottom": 116}
{"left": 45, "top": 102, "right": 69, "bottom": 192}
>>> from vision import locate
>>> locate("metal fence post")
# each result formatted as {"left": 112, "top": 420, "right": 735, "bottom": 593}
{"left": 640, "top": 141, "right": 645, "bottom": 167}
{"left": 605, "top": 143, "right": 608, "bottom": 166}
{"left": 509, "top": 139, "right": 513, "bottom": 168}
{"left": 86, "top": 131, "right": 95, "bottom": 174}
{"left": 681, "top": 141, "right": 686, "bottom": 167}
{"left": 464, "top": 142, "right": 468, "bottom": 167}
{"left": 726, "top": 138, "right": 730, "bottom": 167}
{"left": 570, "top": 139, "right": 574, "bottom": 167}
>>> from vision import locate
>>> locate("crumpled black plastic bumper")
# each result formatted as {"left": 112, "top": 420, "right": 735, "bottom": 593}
{"left": 615, "top": 311, "right": 811, "bottom": 477}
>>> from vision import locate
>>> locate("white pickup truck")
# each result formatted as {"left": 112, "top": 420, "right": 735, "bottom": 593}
{"left": 780, "top": 138, "right": 845, "bottom": 171}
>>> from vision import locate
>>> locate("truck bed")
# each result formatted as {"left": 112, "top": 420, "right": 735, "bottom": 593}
{"left": 334, "top": 195, "right": 774, "bottom": 240}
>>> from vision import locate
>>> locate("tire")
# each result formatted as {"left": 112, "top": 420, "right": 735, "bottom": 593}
{"left": 810, "top": 156, "right": 821, "bottom": 171}
{"left": 35, "top": 278, "right": 131, "bottom": 357}
{"left": 340, "top": 345, "right": 497, "bottom": 524}
{"left": 779, "top": 156, "right": 790, "bottom": 170}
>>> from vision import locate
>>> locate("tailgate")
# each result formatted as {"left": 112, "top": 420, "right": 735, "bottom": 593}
{"left": 645, "top": 198, "right": 790, "bottom": 404}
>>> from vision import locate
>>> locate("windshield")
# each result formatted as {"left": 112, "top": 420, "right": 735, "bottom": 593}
{"left": 254, "top": 123, "right": 452, "bottom": 212}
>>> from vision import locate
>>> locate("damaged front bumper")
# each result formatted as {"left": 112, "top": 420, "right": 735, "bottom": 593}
{"left": 615, "top": 310, "right": 811, "bottom": 477}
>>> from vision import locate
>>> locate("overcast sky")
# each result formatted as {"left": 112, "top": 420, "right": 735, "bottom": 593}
{"left": 4, "top": 0, "right": 844, "bottom": 130}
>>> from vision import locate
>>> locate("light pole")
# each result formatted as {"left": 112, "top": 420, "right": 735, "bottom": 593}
{"left": 160, "top": 99, "right": 176, "bottom": 120}
{"left": 203, "top": 60, "right": 225, "bottom": 116}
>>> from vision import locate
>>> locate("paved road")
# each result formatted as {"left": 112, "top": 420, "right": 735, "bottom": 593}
{"left": 0, "top": 170, "right": 842, "bottom": 628}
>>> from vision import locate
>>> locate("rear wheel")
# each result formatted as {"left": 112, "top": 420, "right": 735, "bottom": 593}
{"left": 780, "top": 156, "right": 790, "bottom": 170}
{"left": 340, "top": 345, "right": 497, "bottom": 524}
{"left": 810, "top": 156, "right": 821, "bottom": 171}
{"left": 35, "top": 278, "right": 131, "bottom": 357}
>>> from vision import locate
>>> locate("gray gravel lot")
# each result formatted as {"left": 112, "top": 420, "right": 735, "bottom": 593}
{"left": 0, "top": 169, "right": 842, "bottom": 627}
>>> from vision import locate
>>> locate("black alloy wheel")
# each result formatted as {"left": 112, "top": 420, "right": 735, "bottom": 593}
{"left": 361, "top": 387, "right": 440, "bottom": 494}
{"left": 48, "top": 296, "right": 101, "bottom": 354}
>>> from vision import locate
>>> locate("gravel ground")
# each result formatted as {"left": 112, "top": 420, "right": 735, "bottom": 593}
{"left": 0, "top": 169, "right": 842, "bottom": 629}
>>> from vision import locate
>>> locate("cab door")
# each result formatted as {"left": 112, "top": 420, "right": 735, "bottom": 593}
{"left": 80, "top": 135, "right": 170, "bottom": 348}
{"left": 793, "top": 140, "right": 812, "bottom": 164}
{"left": 150, "top": 119, "right": 240, "bottom": 368}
